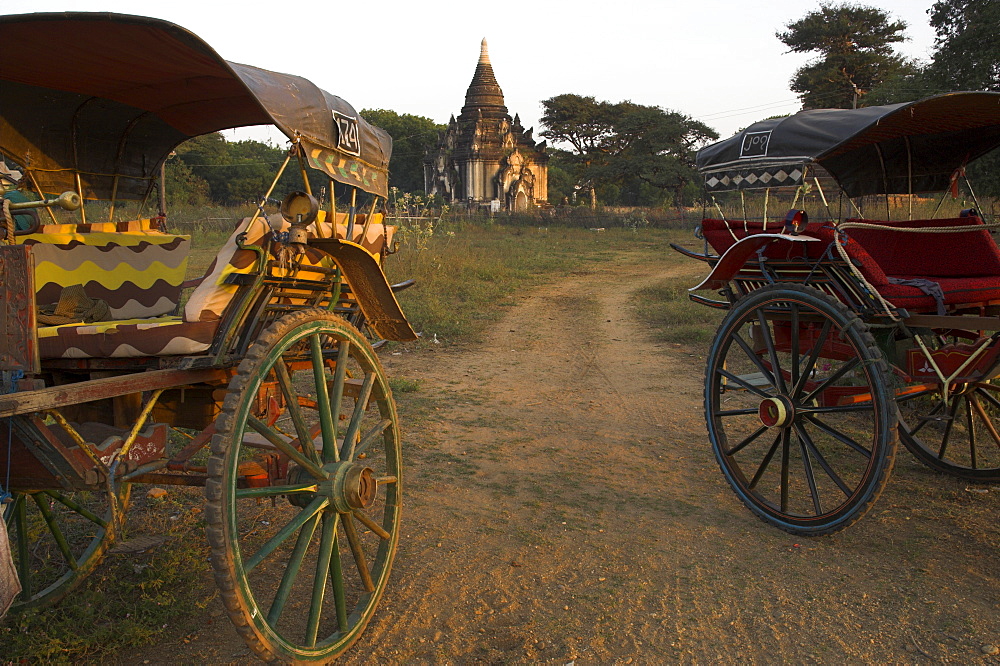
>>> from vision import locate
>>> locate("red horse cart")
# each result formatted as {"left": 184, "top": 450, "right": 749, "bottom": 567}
{"left": 678, "top": 92, "right": 1000, "bottom": 534}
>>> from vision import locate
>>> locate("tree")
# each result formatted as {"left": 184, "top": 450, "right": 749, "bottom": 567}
{"left": 540, "top": 94, "right": 717, "bottom": 207}
{"left": 927, "top": 0, "right": 1000, "bottom": 91}
{"left": 778, "top": 3, "right": 913, "bottom": 109}
{"left": 360, "top": 109, "right": 445, "bottom": 194}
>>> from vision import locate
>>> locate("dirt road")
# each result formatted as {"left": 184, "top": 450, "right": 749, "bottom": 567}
{"left": 154, "top": 246, "right": 1000, "bottom": 664}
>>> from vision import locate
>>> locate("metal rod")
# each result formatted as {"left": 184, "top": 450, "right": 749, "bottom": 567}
{"left": 360, "top": 196, "right": 379, "bottom": 245}
{"left": 74, "top": 172, "right": 86, "bottom": 224}
{"left": 346, "top": 187, "right": 358, "bottom": 241}
{"left": 295, "top": 143, "right": 312, "bottom": 196}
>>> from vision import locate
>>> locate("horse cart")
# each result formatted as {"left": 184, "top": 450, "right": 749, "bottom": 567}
{"left": 678, "top": 92, "right": 1000, "bottom": 535}
{"left": 0, "top": 12, "right": 416, "bottom": 662}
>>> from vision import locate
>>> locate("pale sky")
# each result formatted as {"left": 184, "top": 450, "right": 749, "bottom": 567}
{"left": 5, "top": 0, "right": 940, "bottom": 146}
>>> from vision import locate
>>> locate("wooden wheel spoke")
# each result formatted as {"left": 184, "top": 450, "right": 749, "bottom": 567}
{"left": 937, "top": 398, "right": 961, "bottom": 460}
{"left": 800, "top": 403, "right": 878, "bottom": 415}
{"left": 247, "top": 415, "right": 326, "bottom": 481}
{"left": 352, "top": 509, "right": 391, "bottom": 540}
{"left": 310, "top": 334, "right": 341, "bottom": 464}
{"left": 275, "top": 360, "right": 322, "bottom": 466}
{"left": 717, "top": 408, "right": 760, "bottom": 417}
{"left": 15, "top": 498, "right": 31, "bottom": 598}
{"left": 803, "top": 414, "right": 872, "bottom": 458}
{"left": 795, "top": 423, "right": 852, "bottom": 496}
{"left": 975, "top": 385, "right": 1000, "bottom": 411}
{"left": 780, "top": 429, "right": 791, "bottom": 513}
{"left": 266, "top": 513, "right": 321, "bottom": 626}
{"left": 790, "top": 304, "right": 800, "bottom": 389}
{"left": 726, "top": 425, "right": 769, "bottom": 456}
{"left": 236, "top": 482, "right": 320, "bottom": 500}
{"left": 245, "top": 495, "right": 329, "bottom": 574}
{"left": 343, "top": 513, "right": 375, "bottom": 593}
{"left": 972, "top": 391, "right": 1000, "bottom": 451}
{"left": 329, "top": 528, "right": 349, "bottom": 633}
{"left": 748, "top": 431, "right": 782, "bottom": 490}
{"left": 341, "top": 372, "right": 375, "bottom": 461}
{"left": 791, "top": 319, "right": 833, "bottom": 398}
{"left": 305, "top": 513, "right": 340, "bottom": 648}
{"left": 355, "top": 419, "right": 393, "bottom": 460}
{"left": 716, "top": 368, "right": 772, "bottom": 398}
{"left": 966, "top": 397, "right": 978, "bottom": 469}
{"left": 731, "top": 331, "right": 780, "bottom": 390}
{"left": 907, "top": 398, "right": 945, "bottom": 436}
{"left": 794, "top": 425, "right": 823, "bottom": 514}
{"left": 801, "top": 357, "right": 861, "bottom": 405}
{"left": 755, "top": 310, "right": 788, "bottom": 394}
{"left": 44, "top": 490, "right": 107, "bottom": 528}
{"left": 32, "top": 494, "right": 77, "bottom": 569}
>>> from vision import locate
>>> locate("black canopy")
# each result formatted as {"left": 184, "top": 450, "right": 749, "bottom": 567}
{"left": 696, "top": 92, "right": 1000, "bottom": 197}
{"left": 0, "top": 12, "right": 392, "bottom": 200}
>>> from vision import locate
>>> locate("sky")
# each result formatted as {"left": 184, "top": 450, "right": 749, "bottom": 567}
{"left": 5, "top": 0, "right": 940, "bottom": 146}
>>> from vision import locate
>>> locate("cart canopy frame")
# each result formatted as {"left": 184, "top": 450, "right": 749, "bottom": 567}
{"left": 696, "top": 92, "right": 1000, "bottom": 197}
{"left": 0, "top": 12, "right": 392, "bottom": 201}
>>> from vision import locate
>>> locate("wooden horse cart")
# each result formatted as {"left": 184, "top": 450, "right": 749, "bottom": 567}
{"left": 677, "top": 92, "right": 1000, "bottom": 535}
{"left": 0, "top": 12, "right": 417, "bottom": 662}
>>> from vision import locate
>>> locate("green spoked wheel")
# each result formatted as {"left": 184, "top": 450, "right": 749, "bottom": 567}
{"left": 898, "top": 380, "right": 1000, "bottom": 482}
{"left": 2, "top": 483, "right": 129, "bottom": 610}
{"left": 705, "top": 284, "right": 897, "bottom": 535}
{"left": 206, "top": 310, "right": 401, "bottom": 663}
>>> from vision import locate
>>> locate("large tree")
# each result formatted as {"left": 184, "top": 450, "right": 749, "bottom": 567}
{"left": 539, "top": 94, "right": 717, "bottom": 207}
{"left": 360, "top": 109, "right": 445, "bottom": 194}
{"left": 778, "top": 3, "right": 913, "bottom": 109}
{"left": 927, "top": 0, "right": 1000, "bottom": 91}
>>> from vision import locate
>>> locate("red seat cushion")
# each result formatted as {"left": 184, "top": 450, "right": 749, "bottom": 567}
{"left": 699, "top": 217, "right": 1000, "bottom": 313}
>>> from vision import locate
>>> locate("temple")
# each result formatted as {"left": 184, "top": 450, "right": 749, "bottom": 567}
{"left": 424, "top": 39, "right": 548, "bottom": 212}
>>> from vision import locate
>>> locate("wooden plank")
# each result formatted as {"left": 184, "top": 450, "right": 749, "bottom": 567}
{"left": 0, "top": 244, "right": 39, "bottom": 374}
{"left": 0, "top": 367, "right": 228, "bottom": 418}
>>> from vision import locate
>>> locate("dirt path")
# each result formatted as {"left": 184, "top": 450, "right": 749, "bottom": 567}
{"left": 150, "top": 247, "right": 1000, "bottom": 664}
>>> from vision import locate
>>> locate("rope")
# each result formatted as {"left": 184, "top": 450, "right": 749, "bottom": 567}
{"left": 1, "top": 199, "right": 12, "bottom": 245}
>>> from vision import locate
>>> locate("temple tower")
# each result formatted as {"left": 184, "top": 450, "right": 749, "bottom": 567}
{"left": 424, "top": 40, "right": 548, "bottom": 211}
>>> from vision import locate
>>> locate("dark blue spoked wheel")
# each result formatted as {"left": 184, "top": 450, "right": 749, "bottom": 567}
{"left": 704, "top": 284, "right": 897, "bottom": 535}
{"left": 898, "top": 379, "right": 1000, "bottom": 482}
{"left": 206, "top": 309, "right": 401, "bottom": 662}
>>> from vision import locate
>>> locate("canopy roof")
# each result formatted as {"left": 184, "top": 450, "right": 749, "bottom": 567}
{"left": 696, "top": 92, "right": 1000, "bottom": 197}
{"left": 0, "top": 12, "right": 392, "bottom": 200}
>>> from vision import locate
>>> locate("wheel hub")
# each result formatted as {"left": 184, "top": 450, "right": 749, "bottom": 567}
{"left": 758, "top": 395, "right": 795, "bottom": 428}
{"left": 286, "top": 462, "right": 377, "bottom": 512}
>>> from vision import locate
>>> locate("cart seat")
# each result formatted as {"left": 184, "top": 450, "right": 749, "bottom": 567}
{"left": 701, "top": 217, "right": 1000, "bottom": 314}
{"left": 185, "top": 211, "right": 393, "bottom": 323}
{"left": 22, "top": 219, "right": 189, "bottom": 320}
{"left": 38, "top": 316, "right": 218, "bottom": 359}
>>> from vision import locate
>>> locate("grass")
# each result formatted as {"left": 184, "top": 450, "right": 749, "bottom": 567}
{"left": 632, "top": 277, "right": 724, "bottom": 346}
{"left": 383, "top": 218, "right": 669, "bottom": 342}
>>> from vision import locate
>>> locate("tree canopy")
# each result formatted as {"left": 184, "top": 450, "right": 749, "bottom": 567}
{"left": 540, "top": 94, "right": 717, "bottom": 207}
{"left": 777, "top": 3, "right": 913, "bottom": 109}
{"left": 927, "top": 0, "right": 1000, "bottom": 91}
{"left": 359, "top": 109, "right": 445, "bottom": 194}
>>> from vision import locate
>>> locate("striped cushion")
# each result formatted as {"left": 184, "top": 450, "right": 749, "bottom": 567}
{"left": 38, "top": 316, "right": 218, "bottom": 359}
{"left": 24, "top": 222, "right": 189, "bottom": 320}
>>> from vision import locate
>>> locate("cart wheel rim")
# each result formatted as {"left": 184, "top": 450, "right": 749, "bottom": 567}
{"left": 206, "top": 310, "right": 400, "bottom": 662}
{"left": 3, "top": 483, "right": 130, "bottom": 611}
{"left": 705, "top": 285, "right": 896, "bottom": 535}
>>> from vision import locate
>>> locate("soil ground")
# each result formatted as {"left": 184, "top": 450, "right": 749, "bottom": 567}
{"left": 139, "top": 246, "right": 1000, "bottom": 664}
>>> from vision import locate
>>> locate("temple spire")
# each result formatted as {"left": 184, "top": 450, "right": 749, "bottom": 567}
{"left": 461, "top": 38, "right": 508, "bottom": 119}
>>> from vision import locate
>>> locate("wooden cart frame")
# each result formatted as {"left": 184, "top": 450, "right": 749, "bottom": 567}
{"left": 1, "top": 12, "right": 417, "bottom": 662}
{"left": 678, "top": 92, "right": 1000, "bottom": 535}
